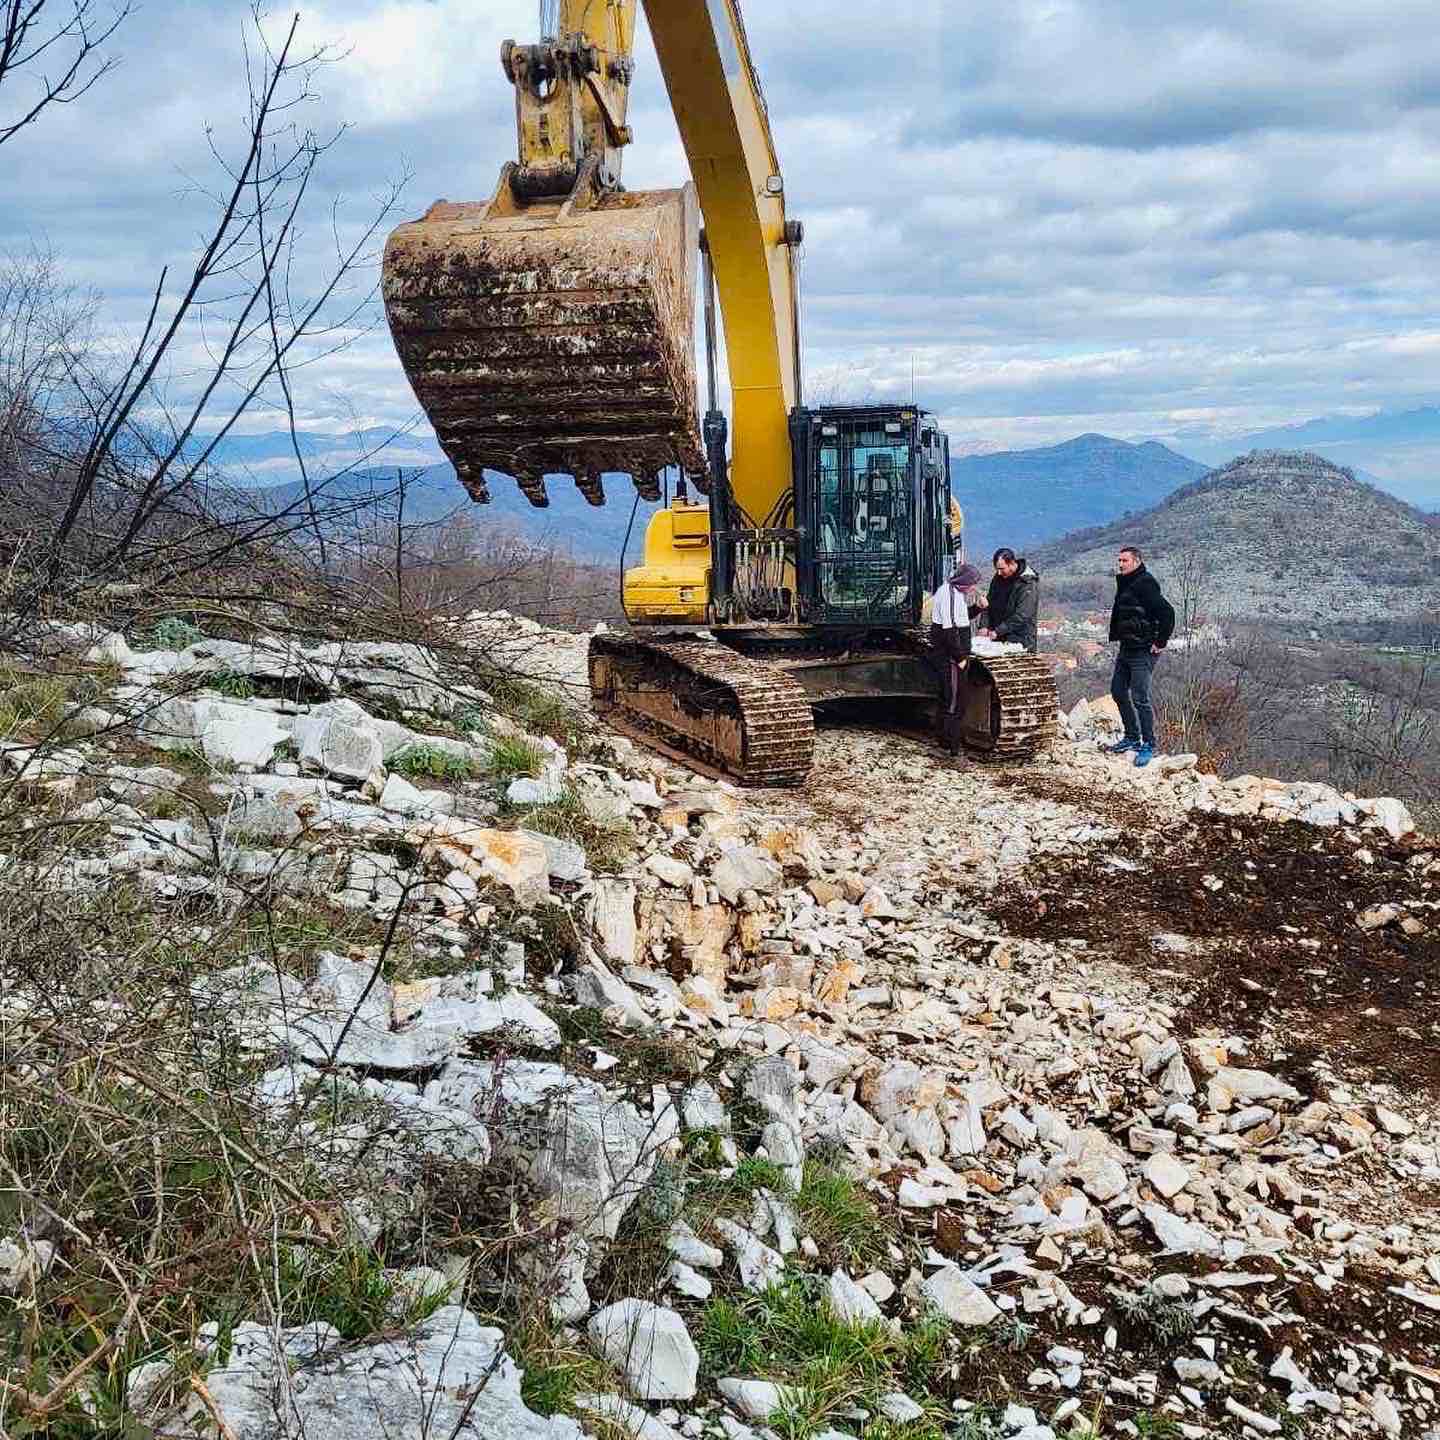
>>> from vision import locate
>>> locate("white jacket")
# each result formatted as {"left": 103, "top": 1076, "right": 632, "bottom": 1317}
{"left": 931, "top": 581, "right": 973, "bottom": 630}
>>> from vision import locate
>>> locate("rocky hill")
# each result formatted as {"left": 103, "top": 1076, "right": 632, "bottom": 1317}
{"left": 2, "top": 605, "right": 1438, "bottom": 1440}
{"left": 1176, "top": 406, "right": 1440, "bottom": 508}
{"left": 955, "top": 435, "right": 1207, "bottom": 558}
{"left": 1036, "top": 450, "right": 1440, "bottom": 624}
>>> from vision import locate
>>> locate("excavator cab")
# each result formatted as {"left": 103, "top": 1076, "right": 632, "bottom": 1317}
{"left": 787, "top": 405, "right": 952, "bottom": 628}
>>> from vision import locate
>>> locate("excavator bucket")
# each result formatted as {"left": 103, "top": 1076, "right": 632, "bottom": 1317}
{"left": 382, "top": 184, "right": 705, "bottom": 509}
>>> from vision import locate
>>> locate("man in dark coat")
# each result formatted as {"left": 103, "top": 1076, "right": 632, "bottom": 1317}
{"left": 1107, "top": 546, "right": 1175, "bottom": 767}
{"left": 977, "top": 548, "right": 1040, "bottom": 652}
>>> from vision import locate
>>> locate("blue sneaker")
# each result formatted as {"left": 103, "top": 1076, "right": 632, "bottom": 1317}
{"left": 1134, "top": 744, "right": 1155, "bottom": 767}
{"left": 1107, "top": 738, "right": 1140, "bottom": 754}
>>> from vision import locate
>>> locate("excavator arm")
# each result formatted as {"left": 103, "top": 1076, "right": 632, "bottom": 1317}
{"left": 504, "top": 0, "right": 637, "bottom": 204}
{"left": 380, "top": 0, "right": 801, "bottom": 526}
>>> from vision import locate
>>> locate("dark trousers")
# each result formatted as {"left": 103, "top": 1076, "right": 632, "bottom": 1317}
{"left": 1111, "top": 649, "right": 1157, "bottom": 746}
{"left": 929, "top": 624, "right": 969, "bottom": 754}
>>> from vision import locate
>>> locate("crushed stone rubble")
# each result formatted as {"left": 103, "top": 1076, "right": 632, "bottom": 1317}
{"left": 2, "top": 612, "right": 1438, "bottom": 1440}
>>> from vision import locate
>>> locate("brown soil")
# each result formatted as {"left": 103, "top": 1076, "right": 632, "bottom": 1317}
{"left": 985, "top": 811, "right": 1440, "bottom": 1094}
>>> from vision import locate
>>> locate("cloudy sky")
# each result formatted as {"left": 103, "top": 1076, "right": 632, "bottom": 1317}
{"left": 3, "top": 0, "right": 1439, "bottom": 486}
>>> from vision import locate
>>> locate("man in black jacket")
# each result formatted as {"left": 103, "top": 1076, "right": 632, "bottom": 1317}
{"left": 977, "top": 548, "right": 1040, "bottom": 652}
{"left": 1107, "top": 546, "right": 1175, "bottom": 767}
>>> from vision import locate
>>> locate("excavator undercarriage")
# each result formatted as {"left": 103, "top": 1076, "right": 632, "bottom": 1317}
{"left": 589, "top": 629, "right": 1058, "bottom": 786}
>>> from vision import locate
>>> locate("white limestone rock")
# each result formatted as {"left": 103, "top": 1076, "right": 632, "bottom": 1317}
{"left": 711, "top": 846, "right": 784, "bottom": 904}
{"left": 827, "top": 1270, "right": 883, "bottom": 1326}
{"left": 921, "top": 1266, "right": 1000, "bottom": 1326}
{"left": 588, "top": 1301, "right": 698, "bottom": 1402}
{"left": 714, "top": 1219, "right": 785, "bottom": 1292}
{"left": 182, "top": 1306, "right": 582, "bottom": 1440}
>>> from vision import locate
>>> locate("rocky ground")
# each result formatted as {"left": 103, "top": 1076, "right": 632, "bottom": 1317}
{"left": 1, "top": 610, "right": 1437, "bottom": 1440}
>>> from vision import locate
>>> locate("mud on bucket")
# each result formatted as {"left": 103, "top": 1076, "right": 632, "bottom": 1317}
{"left": 382, "top": 183, "right": 705, "bottom": 509}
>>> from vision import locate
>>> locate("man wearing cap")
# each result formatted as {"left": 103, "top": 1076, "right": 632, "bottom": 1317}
{"left": 929, "top": 562, "right": 983, "bottom": 757}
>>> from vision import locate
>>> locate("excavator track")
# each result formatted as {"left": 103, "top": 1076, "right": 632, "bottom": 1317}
{"left": 904, "top": 632, "right": 1059, "bottom": 761}
{"left": 589, "top": 635, "right": 814, "bottom": 787}
{"left": 965, "top": 653, "right": 1061, "bottom": 760}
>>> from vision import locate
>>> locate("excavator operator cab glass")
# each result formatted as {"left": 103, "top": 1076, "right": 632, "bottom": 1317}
{"left": 806, "top": 409, "right": 917, "bottom": 624}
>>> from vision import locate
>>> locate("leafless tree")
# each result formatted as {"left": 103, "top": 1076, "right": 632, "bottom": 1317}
{"left": 2, "top": 8, "right": 413, "bottom": 655}
{"left": 0, "top": 0, "right": 131, "bottom": 146}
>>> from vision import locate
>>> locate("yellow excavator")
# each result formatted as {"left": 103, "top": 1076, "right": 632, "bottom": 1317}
{"left": 382, "top": 0, "right": 1057, "bottom": 785}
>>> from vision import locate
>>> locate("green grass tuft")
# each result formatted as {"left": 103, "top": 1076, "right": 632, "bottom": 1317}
{"left": 488, "top": 734, "right": 547, "bottom": 783}
{"left": 796, "top": 1161, "right": 895, "bottom": 1269}
{"left": 482, "top": 672, "right": 583, "bottom": 748}
{"left": 505, "top": 785, "right": 633, "bottom": 872}
{"left": 696, "top": 1277, "right": 928, "bottom": 1440}
{"left": 0, "top": 665, "right": 70, "bottom": 740}
{"left": 208, "top": 667, "right": 256, "bottom": 700}
{"left": 390, "top": 741, "right": 476, "bottom": 781}
{"left": 510, "top": 1311, "right": 613, "bottom": 1418}
{"left": 273, "top": 1245, "right": 442, "bottom": 1340}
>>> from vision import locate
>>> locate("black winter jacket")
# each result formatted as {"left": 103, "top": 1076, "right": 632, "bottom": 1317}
{"left": 1109, "top": 564, "right": 1176, "bottom": 653}
{"left": 986, "top": 562, "right": 1040, "bottom": 652}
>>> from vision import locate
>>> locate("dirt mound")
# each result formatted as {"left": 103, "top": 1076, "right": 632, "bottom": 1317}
{"left": 987, "top": 811, "right": 1440, "bottom": 1093}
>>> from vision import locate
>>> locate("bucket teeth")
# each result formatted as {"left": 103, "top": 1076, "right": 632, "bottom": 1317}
{"left": 516, "top": 472, "right": 549, "bottom": 508}
{"left": 382, "top": 186, "right": 704, "bottom": 508}
{"left": 575, "top": 470, "right": 606, "bottom": 506}
{"left": 633, "top": 471, "right": 663, "bottom": 503}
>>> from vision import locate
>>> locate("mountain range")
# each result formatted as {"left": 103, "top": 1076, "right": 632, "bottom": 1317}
{"left": 952, "top": 434, "right": 1207, "bottom": 560}
{"left": 224, "top": 410, "right": 1438, "bottom": 567}
{"left": 1035, "top": 450, "right": 1440, "bottom": 626}
{"left": 236, "top": 432, "right": 1209, "bottom": 565}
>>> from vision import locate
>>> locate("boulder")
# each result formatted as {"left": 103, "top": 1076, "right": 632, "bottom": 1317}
{"left": 921, "top": 1266, "right": 1000, "bottom": 1325}
{"left": 828, "top": 1269, "right": 883, "bottom": 1326}
{"left": 294, "top": 714, "right": 384, "bottom": 782}
{"left": 590, "top": 880, "right": 638, "bottom": 967}
{"left": 1207, "top": 1066, "right": 1302, "bottom": 1110}
{"left": 718, "top": 1377, "right": 792, "bottom": 1421}
{"left": 714, "top": 1218, "right": 784, "bottom": 1291}
{"left": 507, "top": 777, "right": 564, "bottom": 806}
{"left": 1143, "top": 1152, "right": 1191, "bottom": 1200}
{"left": 430, "top": 1061, "right": 668, "bottom": 1241}
{"left": 202, "top": 955, "right": 458, "bottom": 1073}
{"left": 644, "top": 853, "right": 695, "bottom": 889}
{"left": 641, "top": 897, "right": 735, "bottom": 984}
{"left": 391, "top": 972, "right": 560, "bottom": 1049}
{"left": 179, "top": 1305, "right": 580, "bottom": 1440}
{"left": 711, "top": 845, "right": 784, "bottom": 904}
{"left": 525, "top": 829, "right": 587, "bottom": 882}
{"left": 227, "top": 795, "right": 303, "bottom": 844}
{"left": 575, "top": 1394, "right": 683, "bottom": 1440}
{"left": 861, "top": 1060, "right": 948, "bottom": 1158}
{"left": 588, "top": 1301, "right": 698, "bottom": 1401}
